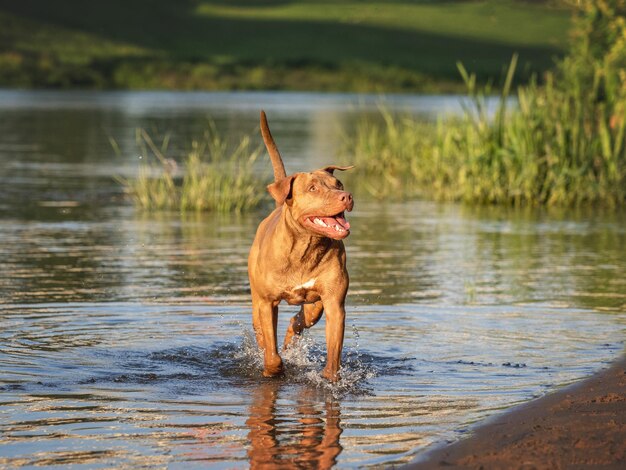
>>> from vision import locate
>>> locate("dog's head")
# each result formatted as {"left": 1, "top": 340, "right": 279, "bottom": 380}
{"left": 260, "top": 110, "right": 354, "bottom": 240}
{"left": 268, "top": 166, "right": 354, "bottom": 240}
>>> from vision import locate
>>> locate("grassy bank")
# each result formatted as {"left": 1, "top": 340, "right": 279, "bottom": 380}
{"left": 0, "top": 0, "right": 570, "bottom": 92}
{"left": 345, "top": 1, "right": 626, "bottom": 207}
{"left": 119, "top": 126, "right": 268, "bottom": 213}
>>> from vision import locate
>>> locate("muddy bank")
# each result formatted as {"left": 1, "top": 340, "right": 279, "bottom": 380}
{"left": 409, "top": 354, "right": 626, "bottom": 469}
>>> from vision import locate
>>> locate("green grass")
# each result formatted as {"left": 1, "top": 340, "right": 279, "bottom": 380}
{"left": 0, "top": 0, "right": 571, "bottom": 91}
{"left": 344, "top": 1, "right": 626, "bottom": 207}
{"left": 119, "top": 125, "right": 269, "bottom": 213}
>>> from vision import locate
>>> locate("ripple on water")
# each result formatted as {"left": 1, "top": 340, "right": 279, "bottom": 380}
{"left": 0, "top": 302, "right": 624, "bottom": 467}
{"left": 74, "top": 330, "right": 380, "bottom": 398}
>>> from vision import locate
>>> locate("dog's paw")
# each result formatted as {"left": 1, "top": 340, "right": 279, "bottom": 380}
{"left": 262, "top": 367, "right": 284, "bottom": 378}
{"left": 322, "top": 368, "right": 340, "bottom": 383}
{"left": 262, "top": 358, "right": 284, "bottom": 378}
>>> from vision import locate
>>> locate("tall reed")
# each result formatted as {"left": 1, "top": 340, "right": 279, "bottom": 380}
{"left": 347, "top": 0, "right": 626, "bottom": 206}
{"left": 120, "top": 124, "right": 268, "bottom": 213}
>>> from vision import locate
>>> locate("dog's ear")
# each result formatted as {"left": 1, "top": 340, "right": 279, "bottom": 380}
{"left": 267, "top": 174, "right": 296, "bottom": 207}
{"left": 322, "top": 165, "right": 355, "bottom": 175}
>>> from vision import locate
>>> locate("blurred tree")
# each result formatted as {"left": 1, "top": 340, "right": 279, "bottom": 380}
{"left": 564, "top": 0, "right": 626, "bottom": 98}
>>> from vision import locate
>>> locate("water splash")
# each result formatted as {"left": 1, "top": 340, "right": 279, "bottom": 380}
{"left": 229, "top": 328, "right": 376, "bottom": 397}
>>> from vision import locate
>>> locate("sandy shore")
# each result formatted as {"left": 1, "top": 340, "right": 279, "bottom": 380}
{"left": 408, "top": 354, "right": 626, "bottom": 469}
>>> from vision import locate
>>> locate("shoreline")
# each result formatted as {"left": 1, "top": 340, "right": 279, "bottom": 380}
{"left": 407, "top": 353, "right": 626, "bottom": 469}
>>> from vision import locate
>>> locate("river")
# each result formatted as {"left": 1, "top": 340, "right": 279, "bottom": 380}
{"left": 1, "top": 90, "right": 624, "bottom": 467}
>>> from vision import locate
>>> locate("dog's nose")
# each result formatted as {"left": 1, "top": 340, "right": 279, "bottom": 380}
{"left": 339, "top": 192, "right": 352, "bottom": 204}
{"left": 339, "top": 192, "right": 353, "bottom": 211}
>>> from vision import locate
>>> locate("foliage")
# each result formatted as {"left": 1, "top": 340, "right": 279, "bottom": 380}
{"left": 119, "top": 125, "right": 268, "bottom": 213}
{"left": 347, "top": 0, "right": 626, "bottom": 206}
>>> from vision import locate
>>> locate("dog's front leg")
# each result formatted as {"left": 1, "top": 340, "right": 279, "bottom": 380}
{"left": 321, "top": 298, "right": 346, "bottom": 382}
{"left": 251, "top": 293, "right": 265, "bottom": 350}
{"left": 259, "top": 300, "right": 283, "bottom": 377}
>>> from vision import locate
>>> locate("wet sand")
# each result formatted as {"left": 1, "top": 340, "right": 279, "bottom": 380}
{"left": 409, "top": 354, "right": 626, "bottom": 469}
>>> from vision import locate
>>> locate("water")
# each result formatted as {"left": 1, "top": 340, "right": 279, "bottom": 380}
{"left": 1, "top": 90, "right": 625, "bottom": 468}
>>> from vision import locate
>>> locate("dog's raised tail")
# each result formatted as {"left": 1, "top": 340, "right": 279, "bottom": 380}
{"left": 260, "top": 110, "right": 287, "bottom": 182}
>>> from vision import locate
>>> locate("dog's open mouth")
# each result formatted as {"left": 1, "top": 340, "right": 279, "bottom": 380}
{"left": 304, "top": 212, "right": 350, "bottom": 237}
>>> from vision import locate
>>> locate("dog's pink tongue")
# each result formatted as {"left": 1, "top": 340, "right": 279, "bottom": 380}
{"left": 332, "top": 215, "right": 350, "bottom": 230}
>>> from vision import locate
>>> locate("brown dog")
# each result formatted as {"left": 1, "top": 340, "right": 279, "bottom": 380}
{"left": 248, "top": 111, "right": 354, "bottom": 382}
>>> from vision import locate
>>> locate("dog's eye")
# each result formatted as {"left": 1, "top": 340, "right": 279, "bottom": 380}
{"left": 337, "top": 182, "right": 344, "bottom": 190}
{"left": 308, "top": 185, "right": 317, "bottom": 192}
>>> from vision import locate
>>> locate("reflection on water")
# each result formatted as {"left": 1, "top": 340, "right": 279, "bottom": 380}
{"left": 0, "top": 91, "right": 625, "bottom": 468}
{"left": 3, "top": 204, "right": 625, "bottom": 309}
{"left": 246, "top": 382, "right": 342, "bottom": 469}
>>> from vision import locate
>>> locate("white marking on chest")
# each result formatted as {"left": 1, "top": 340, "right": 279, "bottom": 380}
{"left": 293, "top": 278, "right": 316, "bottom": 291}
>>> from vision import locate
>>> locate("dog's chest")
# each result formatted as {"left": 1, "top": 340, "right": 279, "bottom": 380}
{"left": 281, "top": 278, "right": 320, "bottom": 305}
